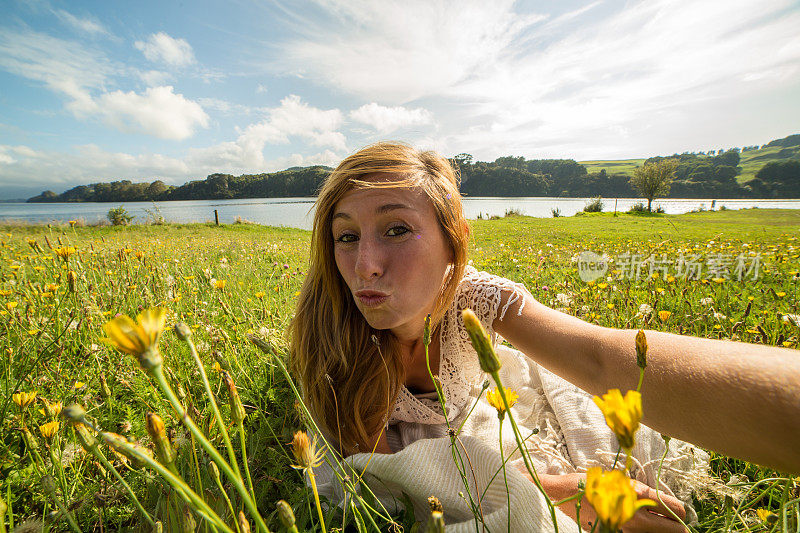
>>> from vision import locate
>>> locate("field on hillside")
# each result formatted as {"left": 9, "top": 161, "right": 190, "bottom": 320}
{"left": 580, "top": 143, "right": 800, "bottom": 184}
{"left": 1, "top": 210, "right": 799, "bottom": 531}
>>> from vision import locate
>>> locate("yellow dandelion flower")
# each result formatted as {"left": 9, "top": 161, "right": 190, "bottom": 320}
{"left": 45, "top": 283, "right": 59, "bottom": 292}
{"left": 585, "top": 467, "right": 655, "bottom": 531}
{"left": 54, "top": 246, "right": 75, "bottom": 261}
{"left": 291, "top": 431, "right": 325, "bottom": 470}
{"left": 651, "top": 272, "right": 659, "bottom": 279}
{"left": 102, "top": 307, "right": 166, "bottom": 370}
{"left": 593, "top": 389, "right": 642, "bottom": 450}
{"left": 255, "top": 291, "right": 265, "bottom": 300}
{"left": 6, "top": 301, "right": 17, "bottom": 310}
{"left": 39, "top": 420, "right": 60, "bottom": 439}
{"left": 213, "top": 279, "right": 226, "bottom": 290}
{"left": 756, "top": 508, "right": 775, "bottom": 522}
{"left": 68, "top": 220, "right": 77, "bottom": 227}
{"left": 666, "top": 275, "right": 675, "bottom": 283}
{"left": 597, "top": 283, "right": 608, "bottom": 289}
{"left": 658, "top": 310, "right": 671, "bottom": 322}
{"left": 28, "top": 329, "right": 39, "bottom": 335}
{"left": 13, "top": 391, "right": 38, "bottom": 408}
{"left": 607, "top": 303, "right": 615, "bottom": 310}
{"left": 776, "top": 291, "right": 786, "bottom": 298}
{"left": 0, "top": 289, "right": 12, "bottom": 296}
{"left": 45, "top": 401, "right": 63, "bottom": 417}
{"left": 486, "top": 387, "right": 518, "bottom": 414}
{"left": 712, "top": 277, "right": 725, "bottom": 284}
{"left": 655, "top": 287, "right": 665, "bottom": 294}
{"left": 73, "top": 381, "right": 85, "bottom": 389}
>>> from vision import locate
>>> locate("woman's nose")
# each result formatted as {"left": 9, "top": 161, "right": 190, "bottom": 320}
{"left": 354, "top": 238, "right": 384, "bottom": 280}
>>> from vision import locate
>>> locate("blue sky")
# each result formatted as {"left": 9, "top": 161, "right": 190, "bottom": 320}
{"left": 1, "top": 0, "right": 799, "bottom": 199}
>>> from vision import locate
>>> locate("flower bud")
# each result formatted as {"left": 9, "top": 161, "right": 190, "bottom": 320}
{"left": 173, "top": 322, "right": 192, "bottom": 341}
{"left": 101, "top": 432, "right": 152, "bottom": 469}
{"left": 146, "top": 412, "right": 175, "bottom": 466}
{"left": 208, "top": 460, "right": 221, "bottom": 482}
{"left": 62, "top": 403, "right": 87, "bottom": 425}
{"left": 276, "top": 500, "right": 296, "bottom": 529}
{"left": 22, "top": 427, "right": 39, "bottom": 453}
{"left": 635, "top": 329, "right": 648, "bottom": 370}
{"left": 67, "top": 270, "right": 77, "bottom": 292}
{"left": 423, "top": 314, "right": 431, "bottom": 347}
{"left": 238, "top": 511, "right": 251, "bottom": 533}
{"left": 461, "top": 309, "right": 501, "bottom": 373}
{"left": 222, "top": 372, "right": 246, "bottom": 425}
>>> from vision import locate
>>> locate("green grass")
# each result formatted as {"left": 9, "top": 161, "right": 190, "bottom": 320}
{"left": 1, "top": 211, "right": 799, "bottom": 531}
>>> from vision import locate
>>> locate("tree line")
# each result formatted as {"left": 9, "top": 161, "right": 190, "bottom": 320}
{"left": 27, "top": 134, "right": 800, "bottom": 203}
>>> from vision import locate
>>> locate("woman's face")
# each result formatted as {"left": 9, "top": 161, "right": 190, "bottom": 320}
{"left": 331, "top": 183, "right": 453, "bottom": 341}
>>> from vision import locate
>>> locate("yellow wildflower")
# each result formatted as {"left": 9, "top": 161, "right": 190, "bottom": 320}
{"left": 486, "top": 387, "right": 518, "bottom": 414}
{"left": 291, "top": 431, "right": 325, "bottom": 471}
{"left": 607, "top": 303, "right": 615, "bottom": 310}
{"left": 213, "top": 279, "right": 226, "bottom": 290}
{"left": 593, "top": 389, "right": 642, "bottom": 450}
{"left": 756, "top": 508, "right": 775, "bottom": 523}
{"left": 45, "top": 401, "right": 63, "bottom": 417}
{"left": 39, "top": 420, "right": 60, "bottom": 439}
{"left": 6, "top": 301, "right": 17, "bottom": 311}
{"left": 54, "top": 246, "right": 75, "bottom": 261}
{"left": 712, "top": 277, "right": 725, "bottom": 284}
{"left": 103, "top": 307, "right": 166, "bottom": 370}
{"left": 68, "top": 220, "right": 77, "bottom": 228}
{"left": 13, "top": 391, "right": 38, "bottom": 408}
{"left": 73, "top": 381, "right": 85, "bottom": 389}
{"left": 776, "top": 291, "right": 786, "bottom": 298}
{"left": 585, "top": 467, "right": 655, "bottom": 531}
{"left": 658, "top": 310, "right": 671, "bottom": 322}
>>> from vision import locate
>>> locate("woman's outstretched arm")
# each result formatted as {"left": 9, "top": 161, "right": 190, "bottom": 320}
{"left": 493, "top": 290, "right": 800, "bottom": 474}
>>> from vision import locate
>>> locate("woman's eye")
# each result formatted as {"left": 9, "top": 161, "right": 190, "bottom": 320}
{"left": 335, "top": 233, "right": 358, "bottom": 243}
{"left": 386, "top": 226, "right": 409, "bottom": 237}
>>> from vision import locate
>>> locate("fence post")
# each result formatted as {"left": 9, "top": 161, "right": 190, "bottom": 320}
{"left": 214, "top": 209, "right": 219, "bottom": 226}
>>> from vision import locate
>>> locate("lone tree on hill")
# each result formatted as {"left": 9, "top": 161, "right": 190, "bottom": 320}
{"left": 630, "top": 159, "right": 678, "bottom": 212}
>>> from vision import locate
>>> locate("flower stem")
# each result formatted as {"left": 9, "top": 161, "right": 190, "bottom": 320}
{"left": 101, "top": 432, "right": 233, "bottom": 533}
{"left": 499, "top": 415, "right": 511, "bottom": 533}
{"left": 307, "top": 468, "right": 327, "bottom": 533}
{"left": 491, "top": 370, "right": 559, "bottom": 533}
{"left": 237, "top": 418, "right": 256, "bottom": 501}
{"left": 152, "top": 366, "right": 270, "bottom": 532}
{"left": 183, "top": 335, "right": 243, "bottom": 481}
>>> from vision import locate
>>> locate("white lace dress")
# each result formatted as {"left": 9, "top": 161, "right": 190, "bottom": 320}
{"left": 385, "top": 266, "right": 709, "bottom": 515}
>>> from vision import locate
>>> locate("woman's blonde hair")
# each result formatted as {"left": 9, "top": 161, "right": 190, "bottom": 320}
{"left": 289, "top": 141, "right": 470, "bottom": 454}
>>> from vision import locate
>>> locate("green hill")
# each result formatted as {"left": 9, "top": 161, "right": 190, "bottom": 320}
{"left": 580, "top": 135, "right": 800, "bottom": 185}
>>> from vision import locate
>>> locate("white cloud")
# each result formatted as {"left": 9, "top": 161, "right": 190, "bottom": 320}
{"left": 0, "top": 29, "right": 208, "bottom": 140}
{"left": 135, "top": 32, "right": 196, "bottom": 67}
{"left": 140, "top": 69, "right": 172, "bottom": 86}
{"left": 273, "top": 0, "right": 800, "bottom": 159}
{"left": 53, "top": 9, "right": 109, "bottom": 36}
{"left": 350, "top": 103, "right": 433, "bottom": 133}
{"left": 188, "top": 95, "right": 346, "bottom": 171}
{"left": 272, "top": 0, "right": 545, "bottom": 103}
{"left": 256, "top": 84, "right": 268, "bottom": 94}
{"left": 0, "top": 28, "right": 109, "bottom": 100}
{"left": 81, "top": 86, "right": 210, "bottom": 140}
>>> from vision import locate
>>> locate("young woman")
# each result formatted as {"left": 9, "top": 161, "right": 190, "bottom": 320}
{"left": 289, "top": 142, "right": 800, "bottom": 532}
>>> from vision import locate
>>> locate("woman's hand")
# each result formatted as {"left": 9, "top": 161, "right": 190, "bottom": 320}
{"left": 537, "top": 472, "right": 688, "bottom": 533}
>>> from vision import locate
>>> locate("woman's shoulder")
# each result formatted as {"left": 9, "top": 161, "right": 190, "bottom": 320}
{"left": 453, "top": 264, "right": 529, "bottom": 325}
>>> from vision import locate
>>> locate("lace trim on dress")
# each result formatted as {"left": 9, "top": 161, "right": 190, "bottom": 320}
{"left": 388, "top": 266, "right": 529, "bottom": 425}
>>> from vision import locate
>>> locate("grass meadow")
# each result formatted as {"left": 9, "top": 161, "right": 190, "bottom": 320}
{"left": 1, "top": 208, "right": 799, "bottom": 531}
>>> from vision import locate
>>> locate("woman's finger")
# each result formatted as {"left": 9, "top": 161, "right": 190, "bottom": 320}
{"left": 634, "top": 481, "right": 687, "bottom": 521}
{"left": 624, "top": 508, "right": 689, "bottom": 533}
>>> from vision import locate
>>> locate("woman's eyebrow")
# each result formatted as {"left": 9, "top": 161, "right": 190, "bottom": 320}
{"left": 332, "top": 203, "right": 411, "bottom": 221}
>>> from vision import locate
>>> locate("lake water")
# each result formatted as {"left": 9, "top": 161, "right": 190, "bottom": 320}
{"left": 1, "top": 197, "right": 799, "bottom": 230}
